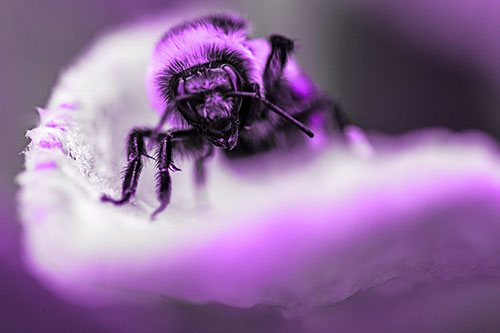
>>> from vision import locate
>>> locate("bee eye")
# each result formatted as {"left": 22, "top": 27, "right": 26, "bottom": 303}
{"left": 222, "top": 65, "right": 240, "bottom": 91}
{"left": 176, "top": 78, "right": 185, "bottom": 96}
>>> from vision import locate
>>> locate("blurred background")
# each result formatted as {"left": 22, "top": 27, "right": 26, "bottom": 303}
{"left": 2, "top": 0, "right": 500, "bottom": 331}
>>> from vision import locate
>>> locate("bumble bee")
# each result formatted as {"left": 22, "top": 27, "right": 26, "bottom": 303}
{"left": 102, "top": 13, "right": 349, "bottom": 218}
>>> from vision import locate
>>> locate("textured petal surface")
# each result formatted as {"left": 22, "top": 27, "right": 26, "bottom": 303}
{"left": 18, "top": 15, "right": 500, "bottom": 315}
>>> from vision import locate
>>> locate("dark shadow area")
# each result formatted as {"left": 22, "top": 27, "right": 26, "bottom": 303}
{"left": 328, "top": 7, "right": 500, "bottom": 139}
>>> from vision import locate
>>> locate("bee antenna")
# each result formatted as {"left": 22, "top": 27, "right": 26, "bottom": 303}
{"left": 151, "top": 94, "right": 200, "bottom": 143}
{"left": 224, "top": 92, "right": 315, "bottom": 138}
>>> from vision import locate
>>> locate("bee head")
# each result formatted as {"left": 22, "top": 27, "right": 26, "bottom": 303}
{"left": 174, "top": 64, "right": 243, "bottom": 149}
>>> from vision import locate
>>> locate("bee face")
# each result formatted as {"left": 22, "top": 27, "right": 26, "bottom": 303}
{"left": 175, "top": 65, "right": 242, "bottom": 149}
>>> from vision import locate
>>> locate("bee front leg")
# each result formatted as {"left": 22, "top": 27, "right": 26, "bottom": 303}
{"left": 316, "top": 96, "right": 350, "bottom": 136}
{"left": 263, "top": 34, "right": 294, "bottom": 99}
{"left": 152, "top": 134, "right": 173, "bottom": 219}
{"left": 151, "top": 133, "right": 180, "bottom": 219}
{"left": 102, "top": 128, "right": 151, "bottom": 205}
{"left": 330, "top": 100, "right": 349, "bottom": 134}
{"left": 265, "top": 34, "right": 350, "bottom": 137}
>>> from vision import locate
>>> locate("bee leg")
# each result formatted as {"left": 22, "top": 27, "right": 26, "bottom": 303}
{"left": 318, "top": 96, "right": 350, "bottom": 136}
{"left": 151, "top": 134, "right": 176, "bottom": 220}
{"left": 331, "top": 101, "right": 348, "bottom": 133}
{"left": 101, "top": 128, "right": 151, "bottom": 205}
{"left": 263, "top": 34, "right": 294, "bottom": 99}
{"left": 194, "top": 145, "right": 214, "bottom": 187}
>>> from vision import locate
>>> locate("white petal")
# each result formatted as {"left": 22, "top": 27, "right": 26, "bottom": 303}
{"left": 17, "top": 14, "right": 500, "bottom": 316}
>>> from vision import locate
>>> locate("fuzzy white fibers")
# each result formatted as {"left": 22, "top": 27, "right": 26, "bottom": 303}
{"left": 17, "top": 13, "right": 500, "bottom": 315}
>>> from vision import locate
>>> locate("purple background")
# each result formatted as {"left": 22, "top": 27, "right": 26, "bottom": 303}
{"left": 2, "top": 0, "right": 500, "bottom": 331}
